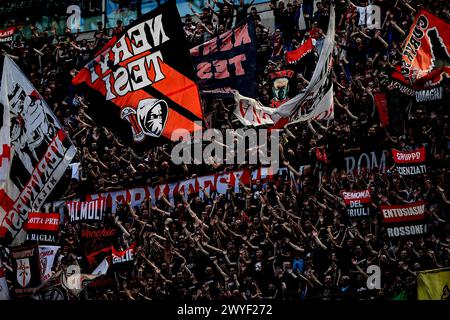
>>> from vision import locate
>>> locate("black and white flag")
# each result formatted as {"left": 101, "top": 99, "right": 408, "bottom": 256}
{"left": 0, "top": 55, "right": 76, "bottom": 245}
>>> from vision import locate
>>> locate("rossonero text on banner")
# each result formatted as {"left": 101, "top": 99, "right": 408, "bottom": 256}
{"left": 381, "top": 201, "right": 427, "bottom": 238}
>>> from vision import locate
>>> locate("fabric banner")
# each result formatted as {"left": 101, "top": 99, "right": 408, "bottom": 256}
{"left": 204, "top": 88, "right": 274, "bottom": 126}
{"left": 38, "top": 245, "right": 59, "bottom": 282}
{"left": 272, "top": 4, "right": 335, "bottom": 125}
{"left": 341, "top": 189, "right": 371, "bottom": 218}
{"left": 85, "top": 276, "right": 116, "bottom": 289}
{"left": 61, "top": 269, "right": 102, "bottom": 297}
{"left": 81, "top": 226, "right": 117, "bottom": 239}
{"left": 190, "top": 18, "right": 257, "bottom": 98}
{"left": 417, "top": 268, "right": 450, "bottom": 300}
{"left": 66, "top": 198, "right": 106, "bottom": 223}
{"left": 233, "top": 95, "right": 274, "bottom": 127}
{"left": 414, "top": 87, "right": 443, "bottom": 102}
{"left": 0, "top": 27, "right": 16, "bottom": 43}
{"left": 269, "top": 70, "right": 295, "bottom": 108}
{"left": 92, "top": 257, "right": 110, "bottom": 276}
{"left": 389, "top": 65, "right": 443, "bottom": 101}
{"left": 11, "top": 244, "right": 41, "bottom": 297}
{"left": 380, "top": 201, "right": 427, "bottom": 238}
{"left": 89, "top": 257, "right": 113, "bottom": 289}
{"left": 402, "top": 9, "right": 450, "bottom": 86}
{"left": 24, "top": 212, "right": 60, "bottom": 244}
{"left": 112, "top": 243, "right": 136, "bottom": 271}
{"left": 72, "top": 0, "right": 203, "bottom": 145}
{"left": 286, "top": 38, "right": 315, "bottom": 64}
{"left": 344, "top": 149, "right": 388, "bottom": 175}
{"left": 79, "top": 225, "right": 117, "bottom": 271}
{"left": 0, "top": 56, "right": 76, "bottom": 246}
{"left": 44, "top": 166, "right": 300, "bottom": 215}
{"left": 0, "top": 263, "right": 11, "bottom": 300}
{"left": 373, "top": 92, "right": 389, "bottom": 127}
{"left": 392, "top": 146, "right": 427, "bottom": 176}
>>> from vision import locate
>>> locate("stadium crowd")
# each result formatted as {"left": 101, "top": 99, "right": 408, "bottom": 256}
{"left": 0, "top": 0, "right": 449, "bottom": 301}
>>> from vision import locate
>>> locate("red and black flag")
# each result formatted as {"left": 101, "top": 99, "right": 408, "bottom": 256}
{"left": 389, "top": 65, "right": 443, "bottom": 102}
{"left": 0, "top": 27, "right": 15, "bottom": 43}
{"left": 341, "top": 189, "right": 372, "bottom": 219}
{"left": 402, "top": 9, "right": 450, "bottom": 86}
{"left": 72, "top": 0, "right": 203, "bottom": 146}
{"left": 79, "top": 225, "right": 117, "bottom": 273}
{"left": 112, "top": 243, "right": 136, "bottom": 272}
{"left": 392, "top": 146, "right": 427, "bottom": 176}
{"left": 381, "top": 201, "right": 427, "bottom": 238}
{"left": 285, "top": 38, "right": 315, "bottom": 64}
{"left": 24, "top": 212, "right": 60, "bottom": 245}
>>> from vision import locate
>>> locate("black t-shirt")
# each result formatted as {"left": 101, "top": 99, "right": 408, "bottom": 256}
{"left": 234, "top": 4, "right": 251, "bottom": 25}
{"left": 216, "top": 2, "right": 234, "bottom": 29}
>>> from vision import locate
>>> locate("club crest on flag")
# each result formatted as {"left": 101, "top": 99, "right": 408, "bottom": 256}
{"left": 16, "top": 258, "right": 31, "bottom": 288}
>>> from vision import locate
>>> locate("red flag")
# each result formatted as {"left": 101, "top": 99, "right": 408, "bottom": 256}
{"left": 402, "top": 9, "right": 450, "bottom": 86}
{"left": 286, "top": 38, "right": 315, "bottom": 64}
{"left": 0, "top": 27, "right": 15, "bottom": 42}
{"left": 373, "top": 92, "right": 389, "bottom": 126}
{"left": 24, "top": 213, "right": 60, "bottom": 232}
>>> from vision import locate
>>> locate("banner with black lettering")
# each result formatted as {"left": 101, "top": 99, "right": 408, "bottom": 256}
{"left": 402, "top": 9, "right": 450, "bottom": 86}
{"left": 79, "top": 225, "right": 117, "bottom": 272}
{"left": 381, "top": 201, "right": 427, "bottom": 238}
{"left": 190, "top": 18, "right": 257, "bottom": 98}
{"left": 341, "top": 189, "right": 371, "bottom": 218}
{"left": 72, "top": 0, "right": 203, "bottom": 146}
{"left": 66, "top": 198, "right": 106, "bottom": 223}
{"left": 0, "top": 27, "right": 15, "bottom": 43}
{"left": 392, "top": 147, "right": 427, "bottom": 176}
{"left": 112, "top": 243, "right": 136, "bottom": 271}
{"left": 11, "top": 244, "right": 41, "bottom": 297}
{"left": 0, "top": 56, "right": 76, "bottom": 246}
{"left": 24, "top": 212, "right": 60, "bottom": 244}
{"left": 271, "top": 4, "right": 335, "bottom": 126}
